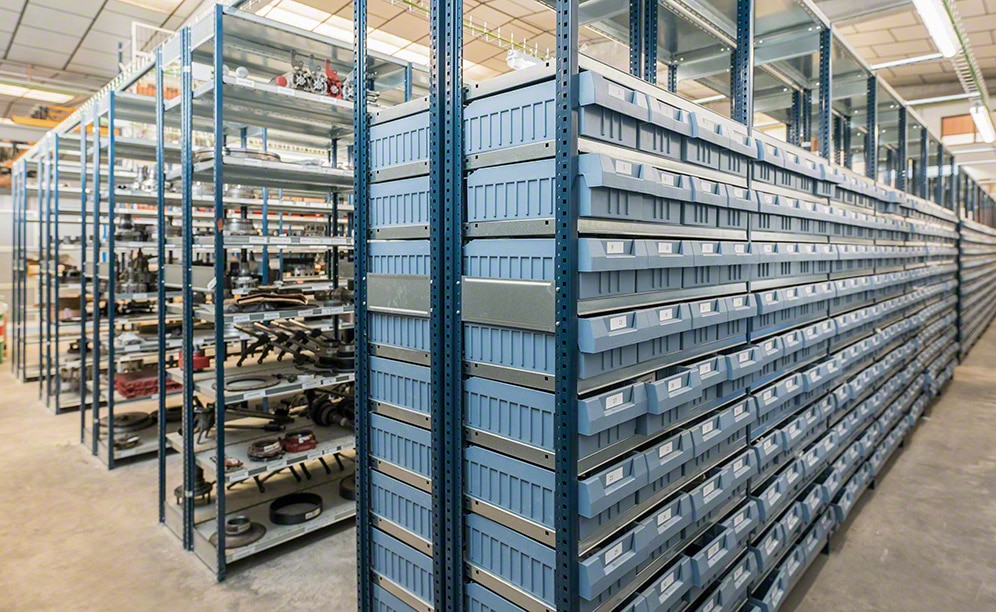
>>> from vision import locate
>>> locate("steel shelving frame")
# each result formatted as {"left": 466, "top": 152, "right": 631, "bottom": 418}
{"left": 350, "top": 1, "right": 996, "bottom": 611}
{"left": 154, "top": 4, "right": 423, "bottom": 581}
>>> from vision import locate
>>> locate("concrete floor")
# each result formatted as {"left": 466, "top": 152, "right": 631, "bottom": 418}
{"left": 1, "top": 327, "right": 996, "bottom": 611}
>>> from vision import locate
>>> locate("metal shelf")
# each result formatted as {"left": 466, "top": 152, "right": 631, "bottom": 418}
{"left": 165, "top": 361, "right": 354, "bottom": 403}
{"left": 166, "top": 156, "right": 353, "bottom": 192}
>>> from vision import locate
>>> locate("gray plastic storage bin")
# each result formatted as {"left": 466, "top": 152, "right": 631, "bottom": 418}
{"left": 722, "top": 499, "right": 762, "bottom": 543}
{"left": 689, "top": 527, "right": 739, "bottom": 587}
{"left": 688, "top": 400, "right": 755, "bottom": 469}
{"left": 689, "top": 462, "right": 744, "bottom": 529}
{"left": 717, "top": 550, "right": 758, "bottom": 609}
{"left": 636, "top": 429, "right": 695, "bottom": 505}
{"left": 751, "top": 521, "right": 788, "bottom": 575}
{"left": 638, "top": 493, "right": 694, "bottom": 570}
{"left": 752, "top": 429, "right": 787, "bottom": 484}
{"left": 621, "top": 556, "right": 694, "bottom": 612}
{"left": 372, "top": 582, "right": 418, "bottom": 612}
{"left": 372, "top": 529, "right": 434, "bottom": 608}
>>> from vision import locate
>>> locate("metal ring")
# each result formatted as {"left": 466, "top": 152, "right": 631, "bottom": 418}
{"left": 268, "top": 492, "right": 323, "bottom": 525}
{"left": 225, "top": 516, "right": 252, "bottom": 536}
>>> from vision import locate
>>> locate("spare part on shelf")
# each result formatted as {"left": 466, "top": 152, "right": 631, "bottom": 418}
{"left": 224, "top": 458, "right": 244, "bottom": 472}
{"left": 115, "top": 300, "right": 155, "bottom": 316}
{"left": 191, "top": 181, "right": 214, "bottom": 198}
{"left": 315, "top": 287, "right": 354, "bottom": 306}
{"left": 338, "top": 475, "right": 355, "bottom": 501}
{"left": 230, "top": 257, "right": 260, "bottom": 293}
{"left": 281, "top": 430, "right": 318, "bottom": 453}
{"left": 174, "top": 467, "right": 213, "bottom": 505}
{"left": 225, "top": 185, "right": 257, "bottom": 199}
{"left": 191, "top": 398, "right": 215, "bottom": 444}
{"left": 209, "top": 516, "right": 267, "bottom": 549}
{"left": 161, "top": 405, "right": 183, "bottom": 423}
{"left": 275, "top": 53, "right": 343, "bottom": 98}
{"left": 307, "top": 391, "right": 354, "bottom": 429}
{"left": 333, "top": 343, "right": 354, "bottom": 372}
{"left": 227, "top": 287, "right": 309, "bottom": 313}
{"left": 193, "top": 146, "right": 281, "bottom": 164}
{"left": 268, "top": 492, "right": 323, "bottom": 525}
{"left": 179, "top": 348, "right": 212, "bottom": 372}
{"left": 247, "top": 438, "right": 284, "bottom": 462}
{"left": 150, "top": 221, "right": 182, "bottom": 242}
{"left": 99, "top": 411, "right": 154, "bottom": 433}
{"left": 67, "top": 339, "right": 91, "bottom": 354}
{"left": 117, "top": 250, "right": 155, "bottom": 294}
{"left": 114, "top": 332, "right": 143, "bottom": 350}
{"left": 114, "top": 214, "right": 148, "bottom": 242}
{"left": 132, "top": 165, "right": 157, "bottom": 192}
{"left": 113, "top": 434, "right": 142, "bottom": 450}
{"left": 221, "top": 375, "right": 281, "bottom": 393}
{"left": 223, "top": 216, "right": 258, "bottom": 236}
{"left": 115, "top": 365, "right": 181, "bottom": 399}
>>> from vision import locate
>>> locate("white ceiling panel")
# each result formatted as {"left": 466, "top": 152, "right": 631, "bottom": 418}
{"left": 31, "top": 0, "right": 104, "bottom": 18}
{"left": 5, "top": 43, "right": 70, "bottom": 71}
{"left": 0, "top": 8, "right": 20, "bottom": 34}
{"left": 21, "top": 3, "right": 93, "bottom": 33}
{"left": 12, "top": 25, "right": 81, "bottom": 55}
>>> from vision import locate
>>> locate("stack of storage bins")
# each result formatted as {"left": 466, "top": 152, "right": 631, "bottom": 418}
{"left": 460, "top": 65, "right": 761, "bottom": 612}
{"left": 743, "top": 162, "right": 960, "bottom": 612}
{"left": 360, "top": 59, "right": 966, "bottom": 612}
{"left": 957, "top": 219, "right": 996, "bottom": 358}
{"left": 365, "top": 100, "right": 436, "bottom": 611}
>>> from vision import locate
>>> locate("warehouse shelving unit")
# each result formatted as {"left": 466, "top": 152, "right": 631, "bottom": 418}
{"left": 155, "top": 5, "right": 426, "bottom": 581}
{"left": 353, "top": 1, "right": 995, "bottom": 611}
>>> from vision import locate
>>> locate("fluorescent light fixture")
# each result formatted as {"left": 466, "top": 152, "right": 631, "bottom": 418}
{"left": 907, "top": 92, "right": 977, "bottom": 105}
{"left": 507, "top": 49, "right": 542, "bottom": 71}
{"left": 969, "top": 101, "right": 996, "bottom": 144}
{"left": 950, "top": 146, "right": 996, "bottom": 154}
{"left": 911, "top": 0, "right": 960, "bottom": 58}
{"left": 870, "top": 53, "right": 943, "bottom": 70}
{"left": 0, "top": 83, "right": 30, "bottom": 97}
{"left": 266, "top": 5, "right": 325, "bottom": 31}
{"left": 693, "top": 94, "right": 726, "bottom": 104}
{"left": 23, "top": 89, "right": 74, "bottom": 104}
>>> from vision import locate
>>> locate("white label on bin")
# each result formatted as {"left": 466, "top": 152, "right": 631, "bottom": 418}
{"left": 768, "top": 489, "right": 780, "bottom": 504}
{"left": 604, "top": 541, "right": 624, "bottom": 565}
{"left": 734, "top": 565, "right": 745, "bottom": 583}
{"left": 702, "top": 601, "right": 716, "bottom": 612}
{"left": 657, "top": 242, "right": 674, "bottom": 255}
{"left": 786, "top": 379, "right": 798, "bottom": 391}
{"left": 788, "top": 288, "right": 798, "bottom": 299}
{"left": 609, "top": 315, "right": 628, "bottom": 331}
{"left": 657, "top": 441, "right": 675, "bottom": 459}
{"left": 667, "top": 378, "right": 682, "bottom": 393}
{"left": 764, "top": 438, "right": 777, "bottom": 452}
{"left": 765, "top": 341, "right": 775, "bottom": 351}
{"left": 701, "top": 243, "right": 715, "bottom": 254}
{"left": 765, "top": 293, "right": 776, "bottom": 303}
{"left": 707, "top": 542, "right": 721, "bottom": 559}
{"left": 605, "top": 467, "right": 624, "bottom": 486}
{"left": 764, "top": 244, "right": 774, "bottom": 254}
{"left": 606, "top": 241, "right": 625, "bottom": 255}
{"left": 659, "top": 173, "right": 676, "bottom": 187}
{"left": 699, "top": 302, "right": 713, "bottom": 314}
{"left": 700, "top": 180, "right": 715, "bottom": 192}
{"left": 661, "top": 574, "right": 675, "bottom": 603}
{"left": 766, "top": 538, "right": 778, "bottom": 555}
{"left": 734, "top": 459, "right": 745, "bottom": 472}
{"left": 605, "top": 392, "right": 624, "bottom": 410}
{"left": 738, "top": 352, "right": 751, "bottom": 364}
{"left": 700, "top": 362, "right": 713, "bottom": 375}
{"left": 733, "top": 297, "right": 745, "bottom": 308}
{"left": 763, "top": 390, "right": 774, "bottom": 402}
{"left": 607, "top": 83, "right": 627, "bottom": 100}
{"left": 659, "top": 309, "right": 674, "bottom": 323}
{"left": 788, "top": 468, "right": 800, "bottom": 483}
{"left": 657, "top": 508, "right": 673, "bottom": 525}
{"left": 701, "top": 421, "right": 715, "bottom": 435}
{"left": 787, "top": 514, "right": 799, "bottom": 531}
{"left": 734, "top": 404, "right": 747, "bottom": 418}
{"left": 732, "top": 188, "right": 746, "bottom": 199}
{"left": 735, "top": 244, "right": 745, "bottom": 254}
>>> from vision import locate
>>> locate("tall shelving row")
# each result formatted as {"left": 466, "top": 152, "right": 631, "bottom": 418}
{"left": 351, "top": 1, "right": 994, "bottom": 612}
{"left": 151, "top": 5, "right": 426, "bottom": 580}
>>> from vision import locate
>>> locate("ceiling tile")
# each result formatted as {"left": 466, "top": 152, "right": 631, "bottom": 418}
{"left": 5, "top": 43, "right": 69, "bottom": 71}
{"left": 847, "top": 30, "right": 895, "bottom": 46}
{"left": 958, "top": 0, "right": 987, "bottom": 16}
{"left": 12, "top": 25, "right": 81, "bottom": 55}
{"left": 21, "top": 3, "right": 92, "bottom": 33}
{"left": 32, "top": 0, "right": 102, "bottom": 19}
{"left": 0, "top": 8, "right": 20, "bottom": 34}
{"left": 873, "top": 39, "right": 935, "bottom": 58}
{"left": 467, "top": 4, "right": 515, "bottom": 28}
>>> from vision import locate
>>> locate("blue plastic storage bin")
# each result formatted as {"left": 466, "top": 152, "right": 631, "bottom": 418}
{"left": 466, "top": 583, "right": 526, "bottom": 612}
{"left": 370, "top": 470, "right": 433, "bottom": 544}
{"left": 638, "top": 493, "right": 694, "bottom": 569}
{"left": 689, "top": 527, "right": 739, "bottom": 587}
{"left": 688, "top": 400, "right": 756, "bottom": 468}
{"left": 371, "top": 413, "right": 433, "bottom": 481}
{"left": 369, "top": 176, "right": 431, "bottom": 233}
{"left": 466, "top": 514, "right": 555, "bottom": 607}
{"left": 372, "top": 529, "right": 434, "bottom": 607}
{"left": 370, "top": 110, "right": 430, "bottom": 172}
{"left": 636, "top": 429, "right": 695, "bottom": 505}
{"left": 722, "top": 499, "right": 762, "bottom": 543}
{"left": 372, "top": 582, "right": 418, "bottom": 612}
{"left": 750, "top": 521, "right": 788, "bottom": 575}
{"left": 369, "top": 356, "right": 430, "bottom": 417}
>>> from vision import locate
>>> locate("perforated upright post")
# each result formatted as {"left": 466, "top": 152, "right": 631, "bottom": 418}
{"left": 918, "top": 128, "right": 929, "bottom": 200}
{"left": 643, "top": 0, "right": 658, "bottom": 83}
{"left": 818, "top": 28, "right": 832, "bottom": 159}
{"left": 789, "top": 90, "right": 802, "bottom": 147}
{"left": 629, "top": 0, "right": 642, "bottom": 78}
{"left": 732, "top": 0, "right": 754, "bottom": 127}
{"left": 179, "top": 25, "right": 195, "bottom": 553}
{"left": 353, "top": 0, "right": 372, "bottom": 606}
{"left": 935, "top": 141, "right": 945, "bottom": 207}
{"left": 897, "top": 108, "right": 908, "bottom": 191}
{"left": 865, "top": 76, "right": 877, "bottom": 179}
{"left": 802, "top": 88, "right": 813, "bottom": 148}
{"left": 156, "top": 47, "right": 167, "bottom": 525}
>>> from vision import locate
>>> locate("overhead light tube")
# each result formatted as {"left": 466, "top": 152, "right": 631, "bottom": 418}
{"left": 970, "top": 101, "right": 996, "bottom": 144}
{"left": 911, "top": 0, "right": 960, "bottom": 58}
